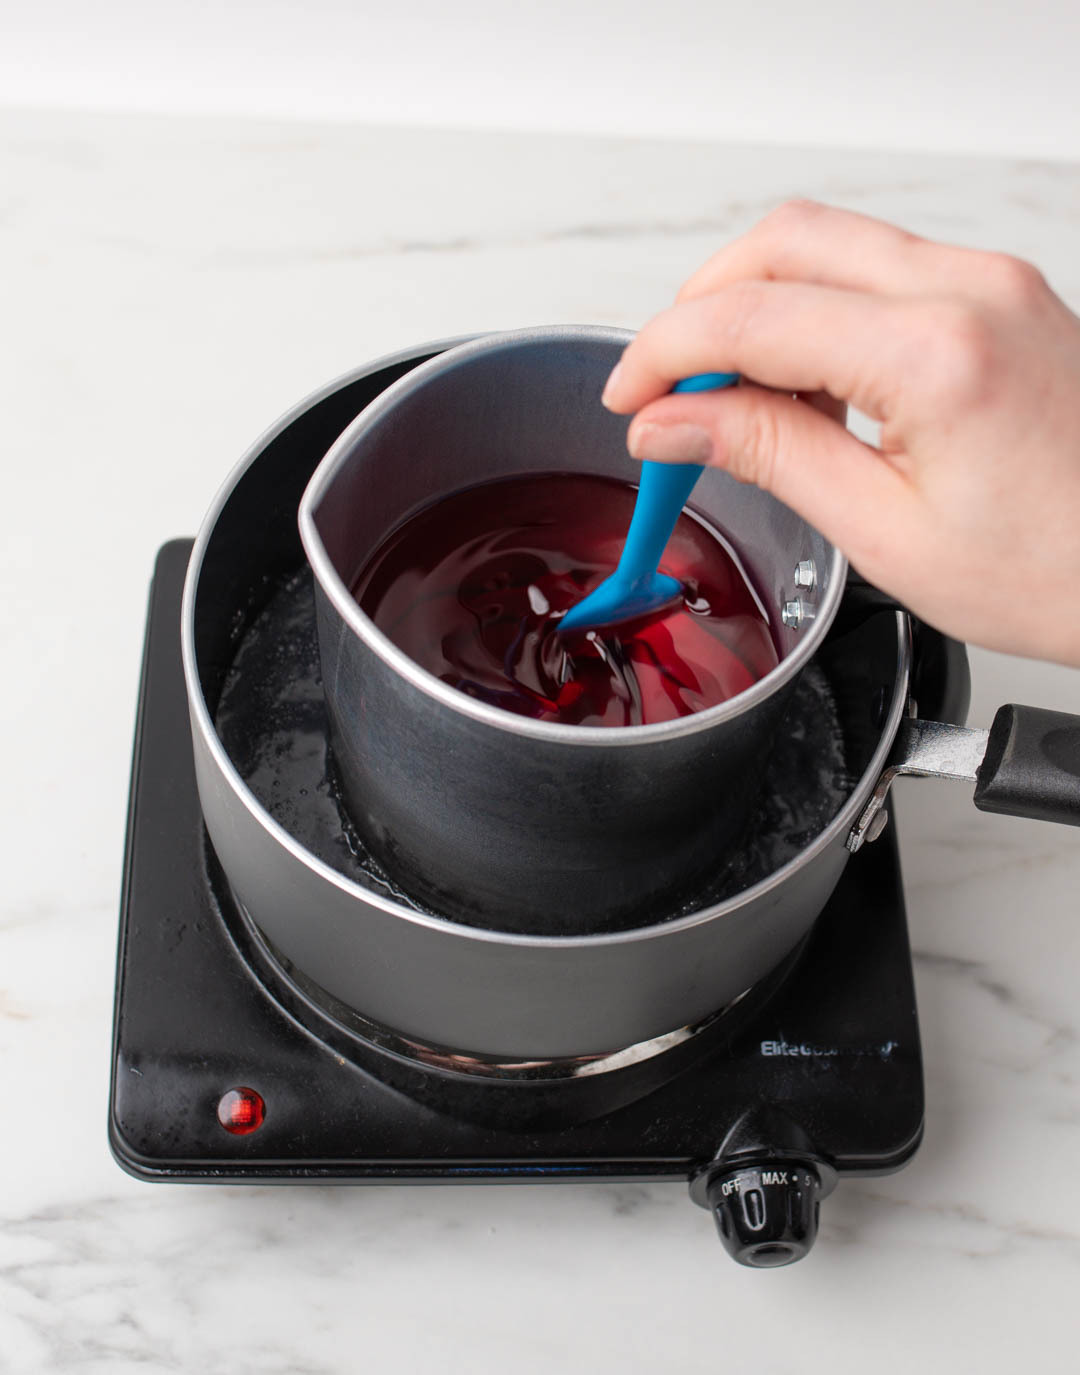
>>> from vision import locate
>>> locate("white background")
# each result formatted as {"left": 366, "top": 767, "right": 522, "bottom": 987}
{"left": 3, "top": 0, "right": 1079, "bottom": 160}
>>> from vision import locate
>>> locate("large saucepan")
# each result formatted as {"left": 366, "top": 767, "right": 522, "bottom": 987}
{"left": 181, "top": 337, "right": 1080, "bottom": 1061}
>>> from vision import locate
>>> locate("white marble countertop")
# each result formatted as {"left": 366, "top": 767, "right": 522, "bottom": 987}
{"left": 4, "top": 108, "right": 1080, "bottom": 1373}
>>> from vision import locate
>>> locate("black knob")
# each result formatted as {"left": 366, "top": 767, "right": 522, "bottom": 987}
{"left": 706, "top": 1163, "right": 822, "bottom": 1268}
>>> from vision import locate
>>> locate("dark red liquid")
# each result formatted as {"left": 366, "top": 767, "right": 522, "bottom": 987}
{"left": 352, "top": 473, "right": 779, "bottom": 727}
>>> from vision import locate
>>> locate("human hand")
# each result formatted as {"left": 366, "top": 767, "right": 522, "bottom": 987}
{"left": 601, "top": 201, "right": 1080, "bottom": 666}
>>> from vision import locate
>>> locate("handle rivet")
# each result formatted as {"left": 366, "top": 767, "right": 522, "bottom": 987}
{"left": 865, "top": 809, "right": 890, "bottom": 844}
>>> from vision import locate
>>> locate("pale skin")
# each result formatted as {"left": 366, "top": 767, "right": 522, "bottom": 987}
{"left": 600, "top": 201, "right": 1080, "bottom": 667}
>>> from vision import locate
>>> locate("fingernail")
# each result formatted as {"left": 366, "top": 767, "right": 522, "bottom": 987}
{"left": 600, "top": 362, "right": 623, "bottom": 409}
{"left": 628, "top": 422, "right": 712, "bottom": 465}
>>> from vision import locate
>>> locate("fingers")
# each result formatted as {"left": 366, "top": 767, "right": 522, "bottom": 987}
{"left": 603, "top": 281, "right": 913, "bottom": 420}
{"left": 676, "top": 200, "right": 1045, "bottom": 306}
{"left": 625, "top": 387, "right": 916, "bottom": 579}
{"left": 797, "top": 390, "right": 847, "bottom": 425}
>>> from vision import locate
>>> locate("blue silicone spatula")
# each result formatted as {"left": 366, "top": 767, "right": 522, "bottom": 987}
{"left": 558, "top": 371, "right": 739, "bottom": 634}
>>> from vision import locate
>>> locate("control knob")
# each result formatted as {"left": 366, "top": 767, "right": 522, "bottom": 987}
{"left": 703, "top": 1161, "right": 824, "bottom": 1268}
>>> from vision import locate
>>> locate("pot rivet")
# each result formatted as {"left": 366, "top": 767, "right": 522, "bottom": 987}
{"left": 794, "top": 560, "right": 817, "bottom": 590}
{"left": 866, "top": 809, "right": 890, "bottom": 844}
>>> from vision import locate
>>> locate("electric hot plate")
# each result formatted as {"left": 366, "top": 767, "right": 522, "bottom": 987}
{"left": 111, "top": 539, "right": 950, "bottom": 1267}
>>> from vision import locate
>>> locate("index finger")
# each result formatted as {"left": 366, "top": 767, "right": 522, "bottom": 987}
{"left": 602, "top": 280, "right": 914, "bottom": 421}
{"left": 676, "top": 201, "right": 987, "bottom": 304}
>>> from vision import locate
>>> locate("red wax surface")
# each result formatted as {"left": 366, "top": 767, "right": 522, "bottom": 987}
{"left": 352, "top": 473, "right": 779, "bottom": 727}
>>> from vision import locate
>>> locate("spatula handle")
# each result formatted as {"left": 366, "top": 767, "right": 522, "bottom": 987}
{"left": 616, "top": 461, "right": 704, "bottom": 578}
{"left": 616, "top": 372, "right": 739, "bottom": 577}
{"left": 672, "top": 372, "right": 740, "bottom": 395}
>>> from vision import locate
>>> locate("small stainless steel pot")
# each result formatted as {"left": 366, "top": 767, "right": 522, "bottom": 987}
{"left": 298, "top": 327, "right": 847, "bottom": 932}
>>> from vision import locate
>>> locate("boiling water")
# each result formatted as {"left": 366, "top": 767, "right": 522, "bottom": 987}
{"left": 215, "top": 570, "right": 853, "bottom": 932}
{"left": 351, "top": 473, "right": 779, "bottom": 727}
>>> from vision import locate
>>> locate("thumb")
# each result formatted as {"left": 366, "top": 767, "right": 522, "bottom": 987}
{"left": 626, "top": 387, "right": 916, "bottom": 578}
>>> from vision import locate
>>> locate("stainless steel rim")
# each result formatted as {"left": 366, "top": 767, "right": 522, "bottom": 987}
{"left": 297, "top": 324, "right": 850, "bottom": 748}
{"left": 182, "top": 339, "right": 911, "bottom": 955}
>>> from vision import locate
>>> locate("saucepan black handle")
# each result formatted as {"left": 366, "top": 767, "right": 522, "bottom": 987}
{"left": 974, "top": 704, "right": 1080, "bottom": 827}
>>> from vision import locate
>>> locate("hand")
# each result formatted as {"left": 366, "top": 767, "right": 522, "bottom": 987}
{"left": 601, "top": 201, "right": 1080, "bottom": 666}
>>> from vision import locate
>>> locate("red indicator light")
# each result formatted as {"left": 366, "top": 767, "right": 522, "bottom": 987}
{"left": 217, "top": 1086, "right": 266, "bottom": 1135}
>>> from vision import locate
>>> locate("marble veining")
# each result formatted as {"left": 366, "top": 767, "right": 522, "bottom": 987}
{"left": 3, "top": 107, "right": 1080, "bottom": 1373}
